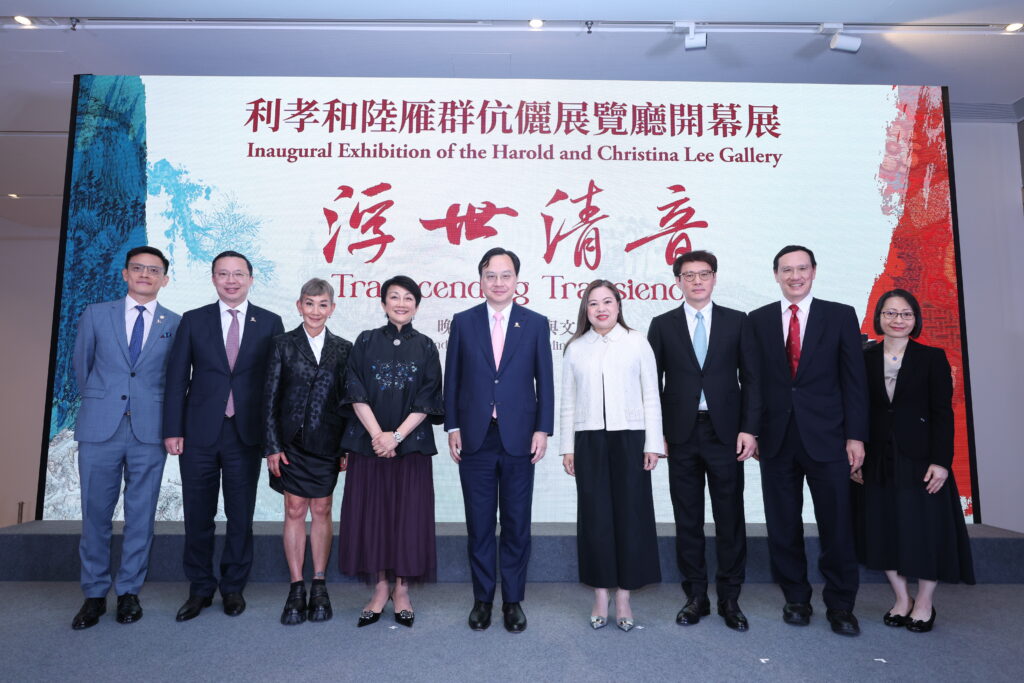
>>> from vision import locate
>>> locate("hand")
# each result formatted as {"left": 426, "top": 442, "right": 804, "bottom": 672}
{"left": 850, "top": 469, "right": 864, "bottom": 485}
{"left": 562, "top": 453, "right": 575, "bottom": 477}
{"left": 530, "top": 431, "right": 548, "bottom": 464}
{"left": 643, "top": 452, "right": 658, "bottom": 471}
{"left": 164, "top": 437, "right": 183, "bottom": 456}
{"left": 448, "top": 430, "right": 462, "bottom": 463}
{"left": 752, "top": 443, "right": 760, "bottom": 462}
{"left": 339, "top": 454, "right": 348, "bottom": 472}
{"left": 736, "top": 432, "right": 757, "bottom": 461}
{"left": 846, "top": 439, "right": 865, "bottom": 474}
{"left": 372, "top": 431, "right": 398, "bottom": 455}
{"left": 924, "top": 464, "right": 948, "bottom": 494}
{"left": 267, "top": 451, "right": 288, "bottom": 477}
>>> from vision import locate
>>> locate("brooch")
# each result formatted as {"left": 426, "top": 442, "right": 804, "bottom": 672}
{"left": 393, "top": 339, "right": 401, "bottom": 346}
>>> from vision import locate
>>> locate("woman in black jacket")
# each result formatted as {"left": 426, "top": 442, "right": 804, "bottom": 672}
{"left": 856, "top": 289, "right": 974, "bottom": 633}
{"left": 263, "top": 277, "right": 352, "bottom": 625}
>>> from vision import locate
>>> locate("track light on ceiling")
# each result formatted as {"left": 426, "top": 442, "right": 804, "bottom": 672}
{"left": 674, "top": 21, "right": 708, "bottom": 50}
{"left": 528, "top": 19, "right": 544, "bottom": 29}
{"left": 13, "top": 15, "right": 33, "bottom": 26}
{"left": 820, "top": 23, "right": 862, "bottom": 53}
{"left": 1006, "top": 22, "right": 1023, "bottom": 32}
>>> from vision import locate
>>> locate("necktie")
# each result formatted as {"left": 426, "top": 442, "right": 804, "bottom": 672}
{"left": 786, "top": 304, "right": 801, "bottom": 379}
{"left": 491, "top": 312, "right": 504, "bottom": 418}
{"left": 128, "top": 305, "right": 146, "bottom": 366}
{"left": 693, "top": 311, "right": 707, "bottom": 406}
{"left": 225, "top": 309, "right": 240, "bottom": 417}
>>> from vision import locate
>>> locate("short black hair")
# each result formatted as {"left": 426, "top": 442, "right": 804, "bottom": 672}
{"left": 211, "top": 250, "right": 253, "bottom": 275}
{"left": 125, "top": 246, "right": 169, "bottom": 272}
{"left": 773, "top": 245, "right": 816, "bottom": 272}
{"left": 673, "top": 250, "right": 717, "bottom": 277}
{"left": 873, "top": 288, "right": 923, "bottom": 338}
{"left": 477, "top": 247, "right": 521, "bottom": 276}
{"left": 381, "top": 275, "right": 422, "bottom": 306}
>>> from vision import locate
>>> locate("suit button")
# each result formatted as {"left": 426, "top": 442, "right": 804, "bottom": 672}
{"left": 494, "top": 379, "right": 499, "bottom": 384}
{"left": 888, "top": 408, "right": 895, "bottom": 414}
{"left": 130, "top": 372, "right": 136, "bottom": 377}
{"left": 791, "top": 387, "right": 796, "bottom": 392}
{"left": 121, "top": 395, "right": 127, "bottom": 400}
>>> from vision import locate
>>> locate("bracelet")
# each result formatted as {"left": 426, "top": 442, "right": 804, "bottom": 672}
{"left": 393, "top": 430, "right": 404, "bottom": 444}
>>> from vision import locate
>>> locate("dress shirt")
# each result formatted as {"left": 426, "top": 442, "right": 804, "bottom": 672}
{"left": 559, "top": 324, "right": 664, "bottom": 455}
{"left": 486, "top": 302, "right": 511, "bottom": 339}
{"left": 305, "top": 327, "right": 325, "bottom": 364}
{"left": 218, "top": 299, "right": 249, "bottom": 346}
{"left": 124, "top": 296, "right": 158, "bottom": 347}
{"left": 780, "top": 295, "right": 813, "bottom": 347}
{"left": 683, "top": 300, "right": 713, "bottom": 411}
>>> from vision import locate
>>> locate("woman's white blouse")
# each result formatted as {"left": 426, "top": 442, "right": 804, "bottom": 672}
{"left": 559, "top": 324, "right": 664, "bottom": 455}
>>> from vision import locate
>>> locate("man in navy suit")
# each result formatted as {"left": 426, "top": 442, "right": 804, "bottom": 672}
{"left": 648, "top": 250, "right": 760, "bottom": 632}
{"left": 163, "top": 250, "right": 284, "bottom": 621}
{"left": 71, "top": 246, "right": 181, "bottom": 629}
{"left": 748, "top": 245, "right": 868, "bottom": 636}
{"left": 444, "top": 247, "right": 554, "bottom": 632}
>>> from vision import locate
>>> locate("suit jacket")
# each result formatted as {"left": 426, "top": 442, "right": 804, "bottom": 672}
{"left": 73, "top": 299, "right": 181, "bottom": 444}
{"left": 263, "top": 326, "right": 352, "bottom": 457}
{"left": 163, "top": 301, "right": 285, "bottom": 448}
{"left": 443, "top": 302, "right": 554, "bottom": 456}
{"left": 864, "top": 339, "right": 954, "bottom": 469}
{"left": 748, "top": 298, "right": 868, "bottom": 462}
{"left": 648, "top": 303, "right": 760, "bottom": 446}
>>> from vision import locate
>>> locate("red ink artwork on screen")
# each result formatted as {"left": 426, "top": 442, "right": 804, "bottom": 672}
{"left": 540, "top": 181, "right": 606, "bottom": 270}
{"left": 322, "top": 183, "right": 395, "bottom": 264}
{"left": 420, "top": 202, "right": 519, "bottom": 245}
{"left": 624, "top": 185, "right": 709, "bottom": 265}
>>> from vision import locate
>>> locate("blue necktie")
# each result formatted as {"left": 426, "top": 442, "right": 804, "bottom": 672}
{"left": 693, "top": 311, "right": 707, "bottom": 407}
{"left": 128, "top": 305, "right": 146, "bottom": 366}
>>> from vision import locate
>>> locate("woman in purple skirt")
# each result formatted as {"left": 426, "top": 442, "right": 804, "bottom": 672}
{"left": 338, "top": 275, "right": 443, "bottom": 628}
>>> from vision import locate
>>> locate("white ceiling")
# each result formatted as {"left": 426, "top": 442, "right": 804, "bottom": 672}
{"left": 2, "top": 0, "right": 1023, "bottom": 239}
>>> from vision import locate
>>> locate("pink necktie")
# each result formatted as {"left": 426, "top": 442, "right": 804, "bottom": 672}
{"left": 225, "top": 309, "right": 240, "bottom": 417}
{"left": 491, "top": 312, "right": 504, "bottom": 418}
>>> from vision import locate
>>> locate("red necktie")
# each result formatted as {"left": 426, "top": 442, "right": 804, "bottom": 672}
{"left": 786, "top": 304, "right": 801, "bottom": 379}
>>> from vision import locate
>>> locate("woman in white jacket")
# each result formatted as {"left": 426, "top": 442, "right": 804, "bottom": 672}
{"left": 561, "top": 279, "right": 664, "bottom": 632}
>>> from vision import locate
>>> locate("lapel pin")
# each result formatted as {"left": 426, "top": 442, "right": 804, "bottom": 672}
{"left": 250, "top": 316, "right": 257, "bottom": 323}
{"left": 514, "top": 321, "right": 521, "bottom": 328}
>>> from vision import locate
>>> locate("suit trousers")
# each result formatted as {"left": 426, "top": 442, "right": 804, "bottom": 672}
{"left": 178, "top": 416, "right": 261, "bottom": 597}
{"left": 574, "top": 430, "right": 661, "bottom": 590}
{"left": 78, "top": 414, "right": 166, "bottom": 597}
{"left": 759, "top": 416, "right": 859, "bottom": 610}
{"left": 458, "top": 421, "right": 534, "bottom": 603}
{"left": 668, "top": 416, "right": 746, "bottom": 600}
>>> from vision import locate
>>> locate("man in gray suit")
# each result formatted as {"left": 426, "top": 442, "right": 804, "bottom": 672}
{"left": 71, "top": 246, "right": 181, "bottom": 629}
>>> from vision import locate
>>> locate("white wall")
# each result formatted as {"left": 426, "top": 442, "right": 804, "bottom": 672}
{"left": 0, "top": 238, "right": 59, "bottom": 527}
{"left": 951, "top": 121, "right": 1024, "bottom": 533}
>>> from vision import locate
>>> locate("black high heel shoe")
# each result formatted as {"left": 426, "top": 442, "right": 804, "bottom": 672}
{"left": 906, "top": 607, "right": 936, "bottom": 633}
{"left": 357, "top": 596, "right": 389, "bottom": 627}
{"left": 395, "top": 608, "right": 415, "bottom": 628}
{"left": 883, "top": 599, "right": 913, "bottom": 627}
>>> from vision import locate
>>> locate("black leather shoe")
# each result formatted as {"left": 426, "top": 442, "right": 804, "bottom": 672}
{"left": 826, "top": 608, "right": 861, "bottom": 636}
{"left": 884, "top": 599, "right": 913, "bottom": 627}
{"left": 307, "top": 581, "right": 332, "bottom": 623}
{"left": 175, "top": 595, "right": 213, "bottom": 622}
{"left": 116, "top": 594, "right": 142, "bottom": 624}
{"left": 72, "top": 597, "right": 106, "bottom": 630}
{"left": 502, "top": 602, "right": 527, "bottom": 633}
{"left": 468, "top": 600, "right": 493, "bottom": 631}
{"left": 717, "top": 598, "right": 749, "bottom": 632}
{"left": 281, "top": 582, "right": 307, "bottom": 626}
{"left": 782, "top": 602, "right": 813, "bottom": 626}
{"left": 906, "top": 607, "right": 936, "bottom": 633}
{"left": 676, "top": 594, "right": 711, "bottom": 625}
{"left": 222, "top": 592, "right": 246, "bottom": 617}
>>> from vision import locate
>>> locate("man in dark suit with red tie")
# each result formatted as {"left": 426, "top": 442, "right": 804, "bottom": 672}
{"left": 648, "top": 250, "right": 760, "bottom": 632}
{"left": 748, "top": 245, "right": 868, "bottom": 636}
{"left": 163, "top": 251, "right": 284, "bottom": 621}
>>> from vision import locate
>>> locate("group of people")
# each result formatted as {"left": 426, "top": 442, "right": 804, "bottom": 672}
{"left": 70, "top": 242, "right": 973, "bottom": 637}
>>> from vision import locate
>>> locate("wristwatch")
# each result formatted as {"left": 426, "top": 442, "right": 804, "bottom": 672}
{"left": 393, "top": 431, "right": 404, "bottom": 444}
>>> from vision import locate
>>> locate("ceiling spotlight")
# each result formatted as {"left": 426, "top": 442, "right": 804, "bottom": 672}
{"left": 7, "top": 193, "right": 19, "bottom": 198}
{"left": 528, "top": 18, "right": 544, "bottom": 29}
{"left": 13, "top": 15, "right": 33, "bottom": 26}
{"left": 829, "top": 33, "right": 862, "bottom": 52}
{"left": 1006, "top": 22, "right": 1023, "bottom": 32}
{"left": 674, "top": 21, "right": 708, "bottom": 50}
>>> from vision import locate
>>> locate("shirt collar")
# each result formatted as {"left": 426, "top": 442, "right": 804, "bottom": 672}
{"left": 486, "top": 302, "right": 512, "bottom": 322}
{"left": 125, "top": 295, "right": 157, "bottom": 315}
{"left": 781, "top": 295, "right": 814, "bottom": 315}
{"left": 682, "top": 300, "right": 713, "bottom": 321}
{"left": 305, "top": 327, "right": 327, "bottom": 345}
{"left": 584, "top": 323, "right": 627, "bottom": 343}
{"left": 219, "top": 299, "right": 249, "bottom": 317}
{"left": 384, "top": 321, "right": 416, "bottom": 339}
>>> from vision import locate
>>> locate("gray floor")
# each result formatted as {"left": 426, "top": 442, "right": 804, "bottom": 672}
{"left": 2, "top": 582, "right": 1021, "bottom": 681}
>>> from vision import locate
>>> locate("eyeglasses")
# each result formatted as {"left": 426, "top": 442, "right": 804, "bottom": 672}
{"left": 127, "top": 263, "right": 164, "bottom": 276}
{"left": 679, "top": 270, "right": 715, "bottom": 282}
{"left": 214, "top": 270, "right": 249, "bottom": 280}
{"left": 779, "top": 265, "right": 812, "bottom": 276}
{"left": 880, "top": 310, "right": 915, "bottom": 320}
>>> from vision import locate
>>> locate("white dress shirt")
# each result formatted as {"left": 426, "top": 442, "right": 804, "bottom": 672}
{"left": 780, "top": 295, "right": 813, "bottom": 346}
{"left": 682, "top": 300, "right": 713, "bottom": 411}
{"left": 124, "top": 296, "right": 158, "bottom": 347}
{"left": 305, "top": 327, "right": 325, "bottom": 364}
{"left": 486, "top": 302, "right": 512, "bottom": 339}
{"left": 559, "top": 324, "right": 664, "bottom": 455}
{"left": 219, "top": 299, "right": 249, "bottom": 346}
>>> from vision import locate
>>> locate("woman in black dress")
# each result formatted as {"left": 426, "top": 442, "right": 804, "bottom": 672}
{"left": 338, "top": 275, "right": 443, "bottom": 628}
{"left": 856, "top": 289, "right": 974, "bottom": 633}
{"left": 264, "top": 277, "right": 352, "bottom": 625}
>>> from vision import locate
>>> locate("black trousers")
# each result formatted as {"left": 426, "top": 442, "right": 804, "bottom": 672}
{"left": 178, "top": 417, "right": 262, "bottom": 597}
{"left": 574, "top": 430, "right": 660, "bottom": 590}
{"left": 759, "top": 416, "right": 859, "bottom": 610}
{"left": 668, "top": 415, "right": 746, "bottom": 600}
